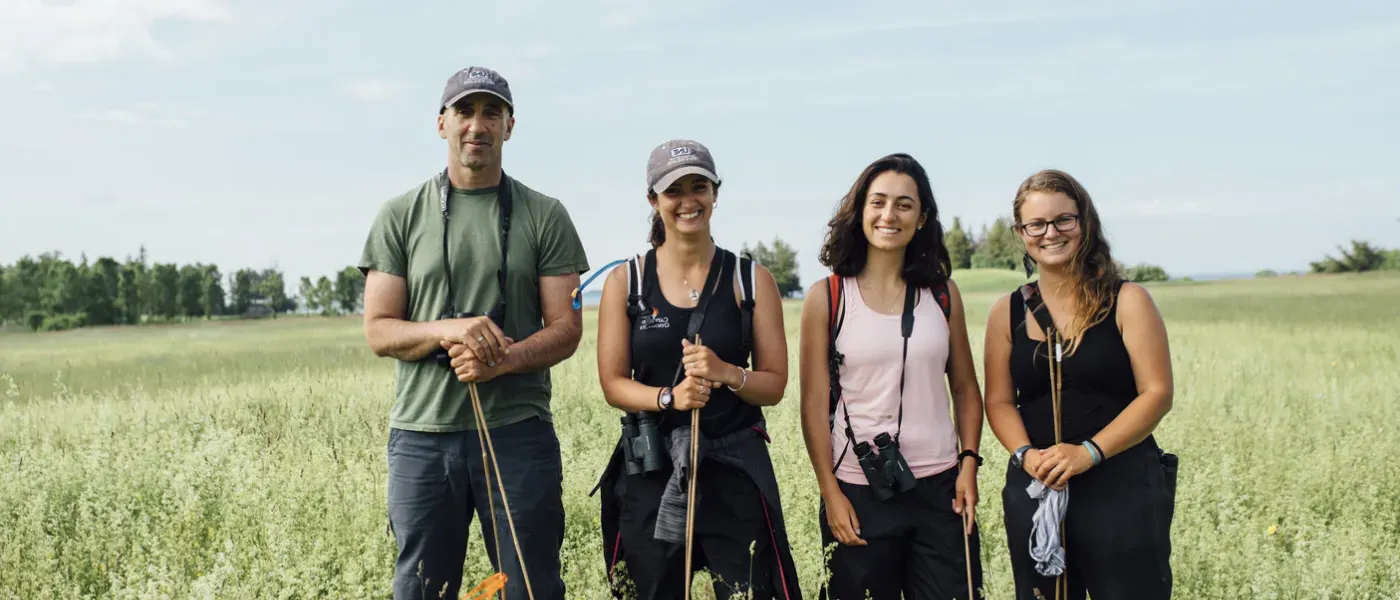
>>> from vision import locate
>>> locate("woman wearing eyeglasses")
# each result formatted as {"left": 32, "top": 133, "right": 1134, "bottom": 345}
{"left": 982, "top": 169, "right": 1177, "bottom": 599}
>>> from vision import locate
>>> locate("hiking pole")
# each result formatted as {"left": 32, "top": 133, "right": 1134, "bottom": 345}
{"left": 468, "top": 380, "right": 537, "bottom": 600}
{"left": 683, "top": 334, "right": 704, "bottom": 600}
{"left": 963, "top": 510, "right": 974, "bottom": 599}
{"left": 1049, "top": 331, "right": 1066, "bottom": 600}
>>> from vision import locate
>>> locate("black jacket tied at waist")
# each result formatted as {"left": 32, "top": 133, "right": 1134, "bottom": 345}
{"left": 592, "top": 420, "right": 803, "bottom": 599}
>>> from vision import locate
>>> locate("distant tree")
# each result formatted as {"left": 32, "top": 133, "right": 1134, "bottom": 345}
{"left": 313, "top": 276, "right": 336, "bottom": 315}
{"left": 971, "top": 216, "right": 1022, "bottom": 271}
{"left": 84, "top": 257, "right": 122, "bottom": 325}
{"left": 1310, "top": 240, "right": 1387, "bottom": 273}
{"left": 1123, "top": 263, "right": 1170, "bottom": 282}
{"left": 118, "top": 261, "right": 143, "bottom": 324}
{"left": 945, "top": 217, "right": 973, "bottom": 270}
{"left": 333, "top": 266, "right": 364, "bottom": 314}
{"left": 178, "top": 264, "right": 206, "bottom": 319}
{"left": 201, "top": 265, "right": 225, "bottom": 317}
{"left": 1383, "top": 249, "right": 1400, "bottom": 271}
{"left": 258, "top": 269, "right": 293, "bottom": 314}
{"left": 230, "top": 269, "right": 258, "bottom": 315}
{"left": 1255, "top": 269, "right": 1279, "bottom": 278}
{"left": 741, "top": 238, "right": 801, "bottom": 297}
{"left": 152, "top": 263, "right": 181, "bottom": 320}
{"left": 298, "top": 276, "right": 319, "bottom": 314}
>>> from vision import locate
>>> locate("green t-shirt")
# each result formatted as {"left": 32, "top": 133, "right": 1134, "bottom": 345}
{"left": 357, "top": 172, "right": 590, "bottom": 432}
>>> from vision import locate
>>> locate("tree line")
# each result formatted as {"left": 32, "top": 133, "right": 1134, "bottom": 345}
{"left": 943, "top": 216, "right": 1169, "bottom": 283}
{"left": 0, "top": 246, "right": 364, "bottom": 332}
{"left": 3, "top": 214, "right": 1178, "bottom": 332}
{"left": 1303, "top": 240, "right": 1400, "bottom": 275}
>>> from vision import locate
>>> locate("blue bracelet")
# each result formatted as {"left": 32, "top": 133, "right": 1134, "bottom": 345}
{"left": 1081, "top": 440, "right": 1102, "bottom": 466}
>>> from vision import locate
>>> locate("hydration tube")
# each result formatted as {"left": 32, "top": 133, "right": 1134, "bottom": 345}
{"left": 571, "top": 258, "right": 630, "bottom": 310}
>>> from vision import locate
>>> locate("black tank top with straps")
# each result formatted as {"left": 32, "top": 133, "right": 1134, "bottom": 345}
{"left": 630, "top": 248, "right": 762, "bottom": 438}
{"left": 1009, "top": 281, "right": 1147, "bottom": 448}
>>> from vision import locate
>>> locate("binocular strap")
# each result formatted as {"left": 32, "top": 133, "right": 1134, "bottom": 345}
{"left": 832, "top": 281, "right": 916, "bottom": 473}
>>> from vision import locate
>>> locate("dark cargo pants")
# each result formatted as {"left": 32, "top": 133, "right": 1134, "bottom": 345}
{"left": 1000, "top": 439, "right": 1175, "bottom": 600}
{"left": 386, "top": 417, "right": 566, "bottom": 600}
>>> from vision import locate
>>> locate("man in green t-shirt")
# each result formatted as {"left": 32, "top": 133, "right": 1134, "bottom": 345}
{"left": 358, "top": 65, "right": 589, "bottom": 600}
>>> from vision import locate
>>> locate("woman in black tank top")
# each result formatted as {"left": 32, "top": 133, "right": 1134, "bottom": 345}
{"left": 591, "top": 139, "right": 802, "bottom": 600}
{"left": 983, "top": 170, "right": 1178, "bottom": 600}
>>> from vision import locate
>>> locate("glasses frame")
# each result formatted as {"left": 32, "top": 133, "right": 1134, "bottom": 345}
{"left": 1014, "top": 213, "right": 1081, "bottom": 237}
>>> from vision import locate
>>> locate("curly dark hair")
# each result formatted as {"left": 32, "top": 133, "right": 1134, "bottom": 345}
{"left": 818, "top": 153, "right": 952, "bottom": 290}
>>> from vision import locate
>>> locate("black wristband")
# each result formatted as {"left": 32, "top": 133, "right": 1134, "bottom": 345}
{"left": 1086, "top": 439, "right": 1105, "bottom": 461}
{"left": 957, "top": 450, "right": 984, "bottom": 467}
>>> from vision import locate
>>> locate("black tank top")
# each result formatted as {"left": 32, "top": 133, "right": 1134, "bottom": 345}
{"left": 629, "top": 247, "right": 761, "bottom": 438}
{"left": 1009, "top": 281, "right": 1143, "bottom": 448}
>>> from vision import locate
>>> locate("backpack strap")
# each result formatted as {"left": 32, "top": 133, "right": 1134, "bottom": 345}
{"left": 933, "top": 280, "right": 951, "bottom": 320}
{"left": 737, "top": 252, "right": 757, "bottom": 356}
{"left": 824, "top": 274, "right": 846, "bottom": 428}
{"left": 823, "top": 273, "right": 857, "bottom": 471}
{"left": 624, "top": 253, "right": 647, "bottom": 320}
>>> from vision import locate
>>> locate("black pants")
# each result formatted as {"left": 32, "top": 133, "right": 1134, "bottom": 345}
{"left": 819, "top": 467, "right": 984, "bottom": 600}
{"left": 1001, "top": 439, "right": 1175, "bottom": 600}
{"left": 385, "top": 417, "right": 566, "bottom": 600}
{"left": 616, "top": 460, "right": 777, "bottom": 600}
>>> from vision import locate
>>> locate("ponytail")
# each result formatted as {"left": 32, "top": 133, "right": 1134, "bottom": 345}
{"left": 647, "top": 191, "right": 666, "bottom": 247}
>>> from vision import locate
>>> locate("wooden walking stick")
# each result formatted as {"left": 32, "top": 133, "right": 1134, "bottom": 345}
{"left": 1049, "top": 329, "right": 1066, "bottom": 600}
{"left": 466, "top": 380, "right": 536, "bottom": 600}
{"left": 683, "top": 334, "right": 704, "bottom": 600}
{"left": 963, "top": 510, "right": 974, "bottom": 599}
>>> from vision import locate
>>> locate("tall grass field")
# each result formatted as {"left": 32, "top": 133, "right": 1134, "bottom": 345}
{"left": 2, "top": 270, "right": 1398, "bottom": 599}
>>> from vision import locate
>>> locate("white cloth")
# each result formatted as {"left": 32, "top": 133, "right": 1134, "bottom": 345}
{"left": 1026, "top": 480, "right": 1069, "bottom": 577}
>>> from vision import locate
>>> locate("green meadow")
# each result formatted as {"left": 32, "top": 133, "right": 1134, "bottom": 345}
{"left": 2, "top": 270, "right": 1398, "bottom": 599}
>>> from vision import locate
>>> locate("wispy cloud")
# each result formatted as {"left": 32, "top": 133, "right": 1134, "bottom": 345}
{"left": 0, "top": 0, "right": 232, "bottom": 68}
{"left": 78, "top": 103, "right": 191, "bottom": 129}
{"left": 343, "top": 79, "right": 407, "bottom": 103}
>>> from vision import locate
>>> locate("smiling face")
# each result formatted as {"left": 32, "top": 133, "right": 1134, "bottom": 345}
{"left": 650, "top": 173, "right": 717, "bottom": 238}
{"left": 862, "top": 170, "right": 926, "bottom": 253}
{"left": 438, "top": 94, "right": 514, "bottom": 173}
{"left": 1016, "top": 190, "right": 1083, "bottom": 270}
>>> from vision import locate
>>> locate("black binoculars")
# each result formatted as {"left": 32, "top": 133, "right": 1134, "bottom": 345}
{"left": 854, "top": 432, "right": 917, "bottom": 501}
{"left": 620, "top": 412, "right": 666, "bottom": 476}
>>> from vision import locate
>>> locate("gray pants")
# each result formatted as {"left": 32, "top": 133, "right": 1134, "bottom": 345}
{"left": 386, "top": 417, "right": 566, "bottom": 600}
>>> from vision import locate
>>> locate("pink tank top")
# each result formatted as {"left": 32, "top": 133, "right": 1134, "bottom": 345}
{"left": 830, "top": 277, "right": 959, "bottom": 486}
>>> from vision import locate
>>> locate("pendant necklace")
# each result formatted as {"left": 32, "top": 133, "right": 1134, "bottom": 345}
{"left": 683, "top": 276, "right": 699, "bottom": 302}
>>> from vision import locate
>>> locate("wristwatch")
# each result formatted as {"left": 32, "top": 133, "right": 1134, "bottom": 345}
{"left": 1011, "top": 444, "right": 1033, "bottom": 469}
{"left": 656, "top": 387, "right": 673, "bottom": 411}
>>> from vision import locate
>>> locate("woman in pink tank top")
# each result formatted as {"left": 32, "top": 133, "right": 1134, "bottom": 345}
{"left": 798, "top": 153, "right": 988, "bottom": 600}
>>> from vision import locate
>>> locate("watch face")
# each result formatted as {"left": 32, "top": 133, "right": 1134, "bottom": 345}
{"left": 660, "top": 389, "right": 672, "bottom": 407}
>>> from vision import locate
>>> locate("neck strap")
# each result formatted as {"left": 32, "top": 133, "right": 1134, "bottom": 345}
{"left": 437, "top": 168, "right": 514, "bottom": 326}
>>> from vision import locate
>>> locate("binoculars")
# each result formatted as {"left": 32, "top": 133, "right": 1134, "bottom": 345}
{"left": 620, "top": 412, "right": 666, "bottom": 476}
{"left": 854, "top": 432, "right": 917, "bottom": 501}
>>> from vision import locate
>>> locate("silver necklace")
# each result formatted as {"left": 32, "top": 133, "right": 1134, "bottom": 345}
{"left": 683, "top": 276, "right": 699, "bottom": 302}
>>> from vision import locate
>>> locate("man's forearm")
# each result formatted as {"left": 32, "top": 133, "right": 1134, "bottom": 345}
{"left": 367, "top": 317, "right": 450, "bottom": 361}
{"left": 499, "top": 317, "right": 582, "bottom": 374}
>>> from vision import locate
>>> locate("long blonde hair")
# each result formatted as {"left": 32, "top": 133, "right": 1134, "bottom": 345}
{"left": 1014, "top": 169, "right": 1123, "bottom": 356}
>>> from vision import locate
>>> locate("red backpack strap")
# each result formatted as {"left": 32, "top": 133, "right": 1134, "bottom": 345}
{"left": 934, "top": 280, "right": 951, "bottom": 320}
{"left": 825, "top": 274, "right": 844, "bottom": 333}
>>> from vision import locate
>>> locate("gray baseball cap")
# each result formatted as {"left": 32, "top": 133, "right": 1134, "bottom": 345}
{"left": 646, "top": 139, "right": 720, "bottom": 194}
{"left": 440, "top": 66, "right": 513, "bottom": 112}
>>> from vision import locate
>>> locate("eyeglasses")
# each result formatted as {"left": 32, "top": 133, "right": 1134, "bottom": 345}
{"left": 1015, "top": 214, "right": 1080, "bottom": 237}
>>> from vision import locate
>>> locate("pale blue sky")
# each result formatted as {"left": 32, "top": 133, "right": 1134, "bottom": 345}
{"left": 2, "top": 0, "right": 1397, "bottom": 294}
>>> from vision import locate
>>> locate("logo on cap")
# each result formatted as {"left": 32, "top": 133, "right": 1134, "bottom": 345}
{"left": 671, "top": 146, "right": 693, "bottom": 157}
